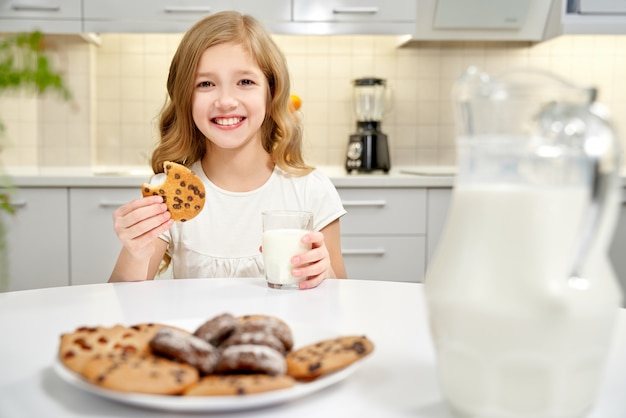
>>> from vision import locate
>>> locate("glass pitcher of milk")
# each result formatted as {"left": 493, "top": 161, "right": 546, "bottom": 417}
{"left": 424, "top": 67, "right": 623, "bottom": 418}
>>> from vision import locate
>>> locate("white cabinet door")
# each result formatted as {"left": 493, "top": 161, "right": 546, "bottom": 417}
{"left": 337, "top": 187, "right": 426, "bottom": 281}
{"left": 339, "top": 188, "right": 426, "bottom": 235}
{"left": 342, "top": 235, "right": 426, "bottom": 282}
{"left": 426, "top": 188, "right": 452, "bottom": 263}
{"left": 69, "top": 188, "right": 141, "bottom": 285}
{"left": 293, "top": 0, "right": 415, "bottom": 22}
{"left": 562, "top": 0, "right": 626, "bottom": 34}
{"left": 83, "top": 0, "right": 291, "bottom": 33}
{"left": 579, "top": 0, "right": 626, "bottom": 14}
{"left": 291, "top": 0, "right": 416, "bottom": 34}
{"left": 2, "top": 187, "right": 69, "bottom": 291}
{"left": 0, "top": 0, "right": 82, "bottom": 32}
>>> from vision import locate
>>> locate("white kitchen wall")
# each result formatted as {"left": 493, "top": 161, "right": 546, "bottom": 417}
{"left": 1, "top": 33, "right": 626, "bottom": 171}
{"left": 0, "top": 34, "right": 93, "bottom": 170}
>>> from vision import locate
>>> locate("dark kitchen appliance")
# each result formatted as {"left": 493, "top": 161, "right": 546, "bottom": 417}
{"left": 346, "top": 77, "right": 390, "bottom": 173}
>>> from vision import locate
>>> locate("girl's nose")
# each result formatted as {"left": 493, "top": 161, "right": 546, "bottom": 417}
{"left": 214, "top": 89, "right": 238, "bottom": 109}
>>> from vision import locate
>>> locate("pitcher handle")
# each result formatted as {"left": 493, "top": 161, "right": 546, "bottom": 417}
{"left": 569, "top": 103, "right": 620, "bottom": 283}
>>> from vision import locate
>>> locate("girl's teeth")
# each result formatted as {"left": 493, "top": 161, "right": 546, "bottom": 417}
{"left": 215, "top": 117, "right": 242, "bottom": 126}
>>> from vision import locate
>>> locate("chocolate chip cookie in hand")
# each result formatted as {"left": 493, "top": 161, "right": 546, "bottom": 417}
{"left": 142, "top": 161, "right": 206, "bottom": 222}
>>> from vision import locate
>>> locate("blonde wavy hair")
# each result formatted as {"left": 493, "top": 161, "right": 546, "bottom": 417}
{"left": 151, "top": 11, "right": 312, "bottom": 176}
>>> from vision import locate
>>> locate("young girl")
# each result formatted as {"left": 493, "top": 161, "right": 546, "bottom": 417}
{"left": 109, "top": 11, "right": 346, "bottom": 289}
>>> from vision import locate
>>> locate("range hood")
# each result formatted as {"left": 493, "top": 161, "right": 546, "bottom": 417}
{"left": 401, "top": 0, "right": 561, "bottom": 43}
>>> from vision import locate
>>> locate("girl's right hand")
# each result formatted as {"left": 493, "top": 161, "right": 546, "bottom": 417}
{"left": 112, "top": 196, "right": 174, "bottom": 259}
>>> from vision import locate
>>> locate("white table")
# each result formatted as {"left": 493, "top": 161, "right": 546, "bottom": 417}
{"left": 0, "top": 278, "right": 624, "bottom": 417}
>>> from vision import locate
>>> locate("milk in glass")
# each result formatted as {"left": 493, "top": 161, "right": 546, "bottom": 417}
{"left": 263, "top": 228, "right": 311, "bottom": 287}
{"left": 262, "top": 211, "right": 313, "bottom": 289}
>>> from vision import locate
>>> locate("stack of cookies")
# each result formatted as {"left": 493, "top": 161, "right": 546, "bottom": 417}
{"left": 58, "top": 313, "right": 374, "bottom": 396}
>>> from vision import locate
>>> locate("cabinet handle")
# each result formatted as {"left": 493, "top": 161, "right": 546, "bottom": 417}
{"left": 163, "top": 6, "right": 211, "bottom": 14}
{"left": 8, "top": 200, "right": 27, "bottom": 208}
{"left": 98, "top": 201, "right": 127, "bottom": 208}
{"left": 333, "top": 7, "right": 379, "bottom": 14}
{"left": 341, "top": 200, "right": 387, "bottom": 208}
{"left": 11, "top": 2, "right": 60, "bottom": 11}
{"left": 342, "top": 248, "right": 386, "bottom": 256}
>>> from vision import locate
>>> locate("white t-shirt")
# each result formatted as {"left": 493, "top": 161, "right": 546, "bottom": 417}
{"left": 160, "top": 160, "right": 346, "bottom": 279}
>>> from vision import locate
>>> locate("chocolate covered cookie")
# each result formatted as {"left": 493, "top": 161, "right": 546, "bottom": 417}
{"left": 216, "top": 344, "right": 287, "bottom": 376}
{"left": 220, "top": 330, "right": 287, "bottom": 355}
{"left": 238, "top": 314, "right": 294, "bottom": 352}
{"left": 194, "top": 312, "right": 240, "bottom": 347}
{"left": 149, "top": 327, "right": 219, "bottom": 375}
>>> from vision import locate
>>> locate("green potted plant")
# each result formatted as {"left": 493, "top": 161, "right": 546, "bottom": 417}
{"left": 0, "top": 31, "right": 71, "bottom": 291}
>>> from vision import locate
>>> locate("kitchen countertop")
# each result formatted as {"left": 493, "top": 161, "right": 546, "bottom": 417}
{"left": 6, "top": 165, "right": 626, "bottom": 189}
{"left": 3, "top": 165, "right": 457, "bottom": 188}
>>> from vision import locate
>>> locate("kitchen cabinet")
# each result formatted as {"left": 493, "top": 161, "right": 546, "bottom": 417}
{"left": 3, "top": 183, "right": 452, "bottom": 289}
{"left": 609, "top": 188, "right": 626, "bottom": 307}
{"left": 0, "top": 0, "right": 82, "bottom": 33}
{"left": 290, "top": 0, "right": 416, "bottom": 34}
{"left": 2, "top": 187, "right": 69, "bottom": 291}
{"left": 337, "top": 187, "right": 427, "bottom": 282}
{"left": 71, "top": 186, "right": 433, "bottom": 284}
{"left": 1, "top": 186, "right": 141, "bottom": 289}
{"left": 561, "top": 0, "right": 626, "bottom": 34}
{"left": 83, "top": 0, "right": 292, "bottom": 33}
{"left": 400, "top": 0, "right": 561, "bottom": 42}
{"left": 69, "top": 188, "right": 140, "bottom": 285}
{"left": 426, "top": 188, "right": 452, "bottom": 263}
{"left": 1, "top": 0, "right": 416, "bottom": 34}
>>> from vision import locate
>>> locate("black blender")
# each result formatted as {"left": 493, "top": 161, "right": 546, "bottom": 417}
{"left": 345, "top": 77, "right": 390, "bottom": 173}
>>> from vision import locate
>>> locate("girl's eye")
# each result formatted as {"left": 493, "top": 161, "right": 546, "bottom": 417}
{"left": 196, "top": 81, "right": 213, "bottom": 88}
{"left": 240, "top": 79, "right": 254, "bottom": 86}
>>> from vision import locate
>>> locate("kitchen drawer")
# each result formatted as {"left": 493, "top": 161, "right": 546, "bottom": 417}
{"left": 293, "top": 0, "right": 416, "bottom": 22}
{"left": 69, "top": 188, "right": 141, "bottom": 285}
{"left": 2, "top": 187, "right": 69, "bottom": 291}
{"left": 338, "top": 188, "right": 426, "bottom": 235}
{"left": 342, "top": 235, "right": 426, "bottom": 282}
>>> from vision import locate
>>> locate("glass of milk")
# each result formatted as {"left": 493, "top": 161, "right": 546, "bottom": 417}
{"left": 262, "top": 210, "right": 313, "bottom": 289}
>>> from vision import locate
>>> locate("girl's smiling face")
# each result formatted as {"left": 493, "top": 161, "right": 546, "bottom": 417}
{"left": 192, "top": 42, "right": 268, "bottom": 152}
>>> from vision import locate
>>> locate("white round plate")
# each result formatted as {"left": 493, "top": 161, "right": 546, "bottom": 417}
{"left": 53, "top": 320, "right": 368, "bottom": 412}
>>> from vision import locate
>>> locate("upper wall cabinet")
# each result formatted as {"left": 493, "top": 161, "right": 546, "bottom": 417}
{"left": 402, "top": 0, "right": 561, "bottom": 42}
{"left": 284, "top": 0, "right": 417, "bottom": 35}
{"left": 83, "top": 0, "right": 291, "bottom": 33}
{"left": 562, "top": 0, "right": 626, "bottom": 34}
{"left": 0, "top": 0, "right": 82, "bottom": 33}
{"left": 0, "top": 0, "right": 417, "bottom": 35}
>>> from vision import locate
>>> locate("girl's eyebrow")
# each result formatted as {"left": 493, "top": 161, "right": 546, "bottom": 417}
{"left": 195, "top": 70, "right": 262, "bottom": 78}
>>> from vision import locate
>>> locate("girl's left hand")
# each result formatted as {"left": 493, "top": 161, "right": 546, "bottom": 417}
{"left": 291, "top": 231, "right": 333, "bottom": 289}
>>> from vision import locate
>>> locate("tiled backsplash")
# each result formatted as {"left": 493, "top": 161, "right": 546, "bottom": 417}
{"left": 1, "top": 33, "right": 626, "bottom": 170}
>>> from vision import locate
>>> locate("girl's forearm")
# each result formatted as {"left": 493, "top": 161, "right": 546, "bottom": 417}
{"left": 108, "top": 250, "right": 155, "bottom": 282}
